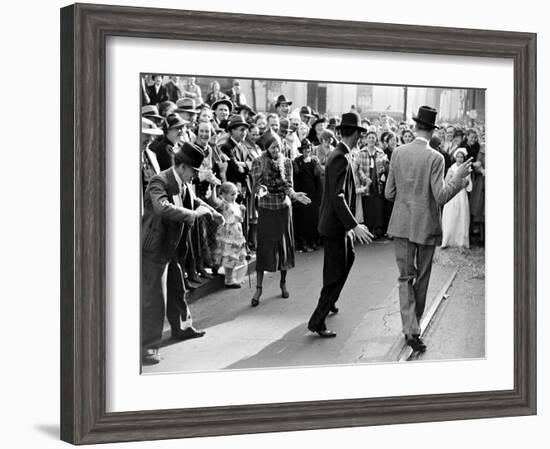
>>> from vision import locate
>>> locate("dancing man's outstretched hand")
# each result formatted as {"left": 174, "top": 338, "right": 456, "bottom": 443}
{"left": 455, "top": 157, "right": 474, "bottom": 179}
{"left": 352, "top": 224, "right": 374, "bottom": 244}
{"left": 295, "top": 192, "right": 311, "bottom": 205}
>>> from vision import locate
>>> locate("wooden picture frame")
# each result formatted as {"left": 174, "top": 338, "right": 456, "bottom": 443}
{"left": 60, "top": 3, "right": 536, "bottom": 444}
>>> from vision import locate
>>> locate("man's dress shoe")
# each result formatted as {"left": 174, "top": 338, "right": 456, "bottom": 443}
{"left": 171, "top": 327, "right": 206, "bottom": 341}
{"left": 142, "top": 349, "right": 161, "bottom": 365}
{"left": 308, "top": 325, "right": 337, "bottom": 338}
{"left": 406, "top": 336, "right": 427, "bottom": 352}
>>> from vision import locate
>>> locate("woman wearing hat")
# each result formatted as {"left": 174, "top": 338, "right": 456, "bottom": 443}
{"left": 292, "top": 139, "right": 322, "bottom": 252}
{"left": 441, "top": 147, "right": 473, "bottom": 248}
{"left": 249, "top": 131, "right": 311, "bottom": 307}
{"left": 307, "top": 116, "right": 327, "bottom": 146}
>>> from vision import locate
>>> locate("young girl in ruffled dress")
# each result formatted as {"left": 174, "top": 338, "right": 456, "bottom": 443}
{"left": 441, "top": 148, "right": 473, "bottom": 248}
{"left": 213, "top": 182, "right": 248, "bottom": 288}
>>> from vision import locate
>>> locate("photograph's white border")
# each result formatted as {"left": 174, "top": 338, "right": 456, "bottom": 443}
{"left": 106, "top": 36, "right": 513, "bottom": 412}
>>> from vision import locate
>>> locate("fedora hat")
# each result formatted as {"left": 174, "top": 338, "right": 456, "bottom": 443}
{"left": 412, "top": 106, "right": 440, "bottom": 129}
{"left": 275, "top": 94, "right": 292, "bottom": 107}
{"left": 164, "top": 113, "right": 188, "bottom": 130}
{"left": 235, "top": 104, "right": 257, "bottom": 115}
{"left": 211, "top": 98, "right": 233, "bottom": 113}
{"left": 299, "top": 138, "right": 312, "bottom": 151}
{"left": 173, "top": 142, "right": 205, "bottom": 170}
{"left": 299, "top": 105, "right": 314, "bottom": 117}
{"left": 141, "top": 105, "right": 164, "bottom": 121}
{"left": 158, "top": 101, "right": 177, "bottom": 117}
{"left": 141, "top": 117, "right": 163, "bottom": 136}
{"left": 226, "top": 114, "right": 251, "bottom": 131}
{"left": 311, "top": 116, "right": 327, "bottom": 128}
{"left": 175, "top": 98, "right": 200, "bottom": 114}
{"left": 336, "top": 112, "right": 367, "bottom": 133}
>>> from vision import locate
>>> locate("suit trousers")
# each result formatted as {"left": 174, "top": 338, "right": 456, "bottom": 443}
{"left": 308, "top": 233, "right": 355, "bottom": 330}
{"left": 141, "top": 256, "right": 190, "bottom": 352}
{"left": 393, "top": 237, "right": 435, "bottom": 337}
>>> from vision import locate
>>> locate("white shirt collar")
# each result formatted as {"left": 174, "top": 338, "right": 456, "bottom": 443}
{"left": 415, "top": 136, "right": 429, "bottom": 144}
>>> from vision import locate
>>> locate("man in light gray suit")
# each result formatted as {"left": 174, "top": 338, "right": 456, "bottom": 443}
{"left": 385, "top": 106, "right": 472, "bottom": 352}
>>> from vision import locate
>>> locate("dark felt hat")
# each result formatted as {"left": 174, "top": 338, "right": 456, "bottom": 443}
{"left": 311, "top": 116, "right": 327, "bottom": 128}
{"left": 299, "top": 138, "right": 312, "bottom": 150}
{"left": 429, "top": 136, "right": 442, "bottom": 150}
{"left": 275, "top": 94, "right": 292, "bottom": 107}
{"left": 212, "top": 98, "right": 234, "bottom": 113}
{"left": 235, "top": 104, "right": 257, "bottom": 115}
{"left": 165, "top": 113, "right": 189, "bottom": 130}
{"left": 299, "top": 105, "right": 314, "bottom": 117}
{"left": 226, "top": 114, "right": 251, "bottom": 131}
{"left": 336, "top": 112, "right": 367, "bottom": 133}
{"left": 413, "top": 106, "right": 440, "bottom": 129}
{"left": 174, "top": 142, "right": 205, "bottom": 170}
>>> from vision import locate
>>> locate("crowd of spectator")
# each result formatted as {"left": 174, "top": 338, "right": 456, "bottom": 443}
{"left": 141, "top": 74, "right": 486, "bottom": 293}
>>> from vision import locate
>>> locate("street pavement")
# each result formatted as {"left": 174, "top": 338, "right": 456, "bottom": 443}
{"left": 143, "top": 240, "right": 462, "bottom": 374}
{"left": 410, "top": 247, "right": 486, "bottom": 362}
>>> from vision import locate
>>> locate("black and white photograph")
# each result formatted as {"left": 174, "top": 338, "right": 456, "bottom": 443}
{"left": 140, "top": 73, "right": 486, "bottom": 373}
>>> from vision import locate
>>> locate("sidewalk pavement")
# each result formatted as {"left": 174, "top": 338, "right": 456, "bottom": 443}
{"left": 143, "top": 240, "right": 471, "bottom": 374}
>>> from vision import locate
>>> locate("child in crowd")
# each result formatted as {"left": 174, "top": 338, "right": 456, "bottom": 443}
{"left": 441, "top": 148, "right": 473, "bottom": 248}
{"left": 213, "top": 182, "right": 248, "bottom": 288}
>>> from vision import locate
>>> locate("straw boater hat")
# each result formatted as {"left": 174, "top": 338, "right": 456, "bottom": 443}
{"left": 174, "top": 142, "right": 205, "bottom": 170}
{"left": 226, "top": 114, "right": 250, "bottom": 131}
{"left": 211, "top": 98, "right": 233, "bottom": 113}
{"left": 336, "top": 112, "right": 368, "bottom": 133}
{"left": 141, "top": 117, "right": 163, "bottom": 136}
{"left": 412, "top": 105, "right": 440, "bottom": 129}
{"left": 176, "top": 98, "right": 200, "bottom": 114}
{"left": 275, "top": 94, "right": 292, "bottom": 107}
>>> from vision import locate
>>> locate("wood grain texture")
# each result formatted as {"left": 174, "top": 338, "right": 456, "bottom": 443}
{"left": 60, "top": 3, "right": 537, "bottom": 445}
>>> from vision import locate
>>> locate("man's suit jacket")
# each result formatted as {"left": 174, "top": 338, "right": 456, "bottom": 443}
{"left": 142, "top": 168, "right": 207, "bottom": 264}
{"left": 146, "top": 84, "right": 168, "bottom": 105}
{"left": 149, "top": 136, "right": 177, "bottom": 171}
{"left": 219, "top": 137, "right": 250, "bottom": 190}
{"left": 318, "top": 142, "right": 358, "bottom": 238}
{"left": 385, "top": 138, "right": 464, "bottom": 246}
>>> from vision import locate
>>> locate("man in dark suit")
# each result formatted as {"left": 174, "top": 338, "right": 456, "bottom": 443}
{"left": 141, "top": 143, "right": 225, "bottom": 365}
{"left": 307, "top": 112, "right": 373, "bottom": 338}
{"left": 385, "top": 106, "right": 472, "bottom": 352}
{"left": 146, "top": 74, "right": 169, "bottom": 106}
{"left": 149, "top": 114, "right": 188, "bottom": 171}
{"left": 219, "top": 115, "right": 250, "bottom": 191}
